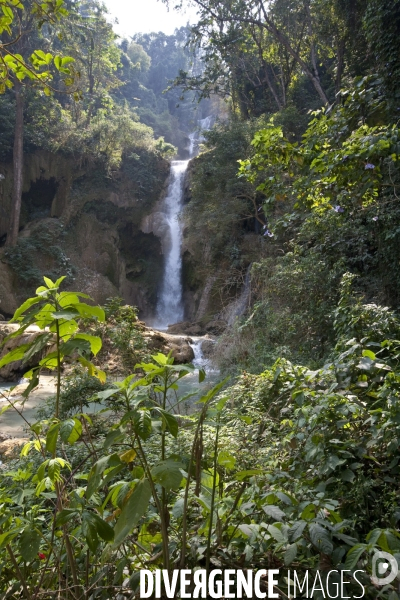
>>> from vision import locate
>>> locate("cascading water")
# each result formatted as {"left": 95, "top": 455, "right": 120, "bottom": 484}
{"left": 155, "top": 160, "right": 188, "bottom": 328}
{"left": 154, "top": 116, "right": 214, "bottom": 329}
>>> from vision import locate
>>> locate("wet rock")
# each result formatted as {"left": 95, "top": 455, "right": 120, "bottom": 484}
{"left": 201, "top": 339, "right": 216, "bottom": 358}
{"left": 143, "top": 328, "right": 194, "bottom": 364}
{"left": 167, "top": 321, "right": 192, "bottom": 334}
{"left": 0, "top": 315, "right": 5, "bottom": 322}
{"left": 167, "top": 321, "right": 203, "bottom": 336}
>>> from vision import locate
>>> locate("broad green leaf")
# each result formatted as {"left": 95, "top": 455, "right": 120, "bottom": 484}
{"left": 46, "top": 423, "right": 60, "bottom": 454}
{"left": 309, "top": 524, "right": 333, "bottom": 555}
{"left": 301, "top": 503, "right": 316, "bottom": 520}
{"left": 54, "top": 276, "right": 67, "bottom": 288}
{"left": 235, "top": 469, "right": 263, "bottom": 481}
{"left": 12, "top": 296, "right": 42, "bottom": 321}
{"left": 172, "top": 497, "right": 185, "bottom": 519}
{"left": 284, "top": 543, "right": 298, "bottom": 566}
{"left": 151, "top": 459, "right": 184, "bottom": 491}
{"left": 217, "top": 451, "right": 236, "bottom": 470}
{"left": 344, "top": 544, "right": 367, "bottom": 570}
{"left": 133, "top": 411, "right": 152, "bottom": 441}
{"left": 81, "top": 511, "right": 114, "bottom": 551}
{"left": 56, "top": 509, "right": 78, "bottom": 526}
{"left": 51, "top": 310, "right": 79, "bottom": 321}
{"left": 198, "top": 378, "right": 229, "bottom": 404}
{"left": 0, "top": 528, "right": 22, "bottom": 550}
{"left": 75, "top": 303, "right": 105, "bottom": 322}
{"left": 114, "top": 479, "right": 152, "bottom": 545}
{"left": 340, "top": 469, "right": 355, "bottom": 483}
{"left": 19, "top": 529, "right": 41, "bottom": 563}
{"left": 22, "top": 332, "right": 53, "bottom": 364}
{"left": 22, "top": 369, "right": 40, "bottom": 398}
{"left": 120, "top": 449, "right": 136, "bottom": 464}
{"left": 152, "top": 353, "right": 168, "bottom": 365}
{"left": 263, "top": 504, "right": 286, "bottom": 522}
{"left": 97, "top": 388, "right": 119, "bottom": 402}
{"left": 82, "top": 511, "right": 99, "bottom": 552}
{"left": 60, "top": 418, "right": 82, "bottom": 445}
{"left": 91, "top": 513, "right": 114, "bottom": 542}
{"left": 60, "top": 338, "right": 91, "bottom": 357}
{"left": 0, "top": 344, "right": 30, "bottom": 368}
{"left": 86, "top": 454, "right": 121, "bottom": 499}
{"left": 156, "top": 409, "right": 178, "bottom": 438}
{"left": 74, "top": 334, "right": 102, "bottom": 356}
{"left": 289, "top": 520, "right": 307, "bottom": 542}
{"left": 267, "top": 524, "right": 286, "bottom": 543}
{"left": 43, "top": 276, "right": 55, "bottom": 288}
{"left": 78, "top": 357, "right": 106, "bottom": 383}
{"left": 0, "top": 405, "right": 11, "bottom": 416}
{"left": 48, "top": 459, "right": 62, "bottom": 482}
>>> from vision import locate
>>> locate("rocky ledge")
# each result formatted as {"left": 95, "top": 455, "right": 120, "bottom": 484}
{"left": 141, "top": 327, "right": 195, "bottom": 364}
{"left": 167, "top": 320, "right": 226, "bottom": 336}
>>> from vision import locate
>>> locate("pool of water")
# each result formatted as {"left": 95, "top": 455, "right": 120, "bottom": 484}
{"left": 0, "top": 376, "right": 57, "bottom": 437}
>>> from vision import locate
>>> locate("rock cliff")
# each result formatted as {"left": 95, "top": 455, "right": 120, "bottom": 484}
{"left": 0, "top": 150, "right": 170, "bottom": 318}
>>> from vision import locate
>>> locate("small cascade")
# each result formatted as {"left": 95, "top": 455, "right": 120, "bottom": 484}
{"left": 226, "top": 264, "right": 253, "bottom": 325}
{"left": 188, "top": 336, "right": 217, "bottom": 372}
{"left": 189, "top": 337, "right": 207, "bottom": 369}
{"left": 186, "top": 115, "right": 214, "bottom": 158}
{"left": 188, "top": 131, "right": 197, "bottom": 158}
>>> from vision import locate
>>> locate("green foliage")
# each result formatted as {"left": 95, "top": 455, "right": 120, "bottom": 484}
{"left": 0, "top": 0, "right": 76, "bottom": 95}
{"left": 3, "top": 224, "right": 75, "bottom": 290}
{"left": 185, "top": 118, "right": 268, "bottom": 269}
{"left": 1, "top": 280, "right": 400, "bottom": 597}
{"left": 364, "top": 0, "right": 400, "bottom": 103}
{"left": 102, "top": 297, "right": 148, "bottom": 370}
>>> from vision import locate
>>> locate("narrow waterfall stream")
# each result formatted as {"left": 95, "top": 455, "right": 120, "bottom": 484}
{"left": 154, "top": 117, "right": 214, "bottom": 330}
{"left": 154, "top": 160, "right": 189, "bottom": 329}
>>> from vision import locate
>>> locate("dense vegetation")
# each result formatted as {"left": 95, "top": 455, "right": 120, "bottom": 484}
{"left": 1, "top": 0, "right": 400, "bottom": 598}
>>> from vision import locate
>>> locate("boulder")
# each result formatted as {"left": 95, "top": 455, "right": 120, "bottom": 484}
{"left": 167, "top": 321, "right": 203, "bottom": 336}
{"left": 201, "top": 339, "right": 216, "bottom": 358}
{"left": 143, "top": 328, "right": 195, "bottom": 364}
{"left": 0, "top": 438, "right": 26, "bottom": 458}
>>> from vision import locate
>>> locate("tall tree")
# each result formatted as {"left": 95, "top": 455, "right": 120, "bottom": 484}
{"left": 0, "top": 0, "right": 75, "bottom": 246}
{"left": 168, "top": 0, "right": 332, "bottom": 105}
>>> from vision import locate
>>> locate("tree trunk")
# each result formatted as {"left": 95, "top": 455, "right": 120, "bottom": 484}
{"left": 336, "top": 39, "right": 345, "bottom": 94}
{"left": 6, "top": 82, "right": 24, "bottom": 247}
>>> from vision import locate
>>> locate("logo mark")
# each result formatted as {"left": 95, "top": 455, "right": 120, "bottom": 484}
{"left": 372, "top": 551, "right": 399, "bottom": 586}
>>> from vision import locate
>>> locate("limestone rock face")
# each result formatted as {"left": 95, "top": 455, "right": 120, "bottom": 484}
{"left": 0, "top": 263, "right": 18, "bottom": 316}
{"left": 142, "top": 328, "right": 195, "bottom": 364}
{"left": 0, "top": 438, "right": 26, "bottom": 458}
{"left": 0, "top": 149, "right": 170, "bottom": 319}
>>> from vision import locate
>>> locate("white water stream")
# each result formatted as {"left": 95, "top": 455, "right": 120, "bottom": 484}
{"left": 154, "top": 160, "right": 188, "bottom": 328}
{"left": 154, "top": 116, "right": 214, "bottom": 330}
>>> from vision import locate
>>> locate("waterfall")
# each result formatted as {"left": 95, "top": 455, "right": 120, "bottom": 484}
{"left": 225, "top": 264, "right": 253, "bottom": 325}
{"left": 154, "top": 160, "right": 189, "bottom": 329}
{"left": 154, "top": 116, "right": 214, "bottom": 329}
